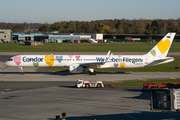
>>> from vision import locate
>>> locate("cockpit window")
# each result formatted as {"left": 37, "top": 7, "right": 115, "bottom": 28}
{"left": 8, "top": 59, "right": 13, "bottom": 61}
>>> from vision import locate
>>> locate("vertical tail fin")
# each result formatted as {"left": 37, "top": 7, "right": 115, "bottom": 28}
{"left": 145, "top": 32, "right": 176, "bottom": 58}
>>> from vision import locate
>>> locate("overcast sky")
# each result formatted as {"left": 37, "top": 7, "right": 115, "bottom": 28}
{"left": 1, "top": 0, "right": 180, "bottom": 23}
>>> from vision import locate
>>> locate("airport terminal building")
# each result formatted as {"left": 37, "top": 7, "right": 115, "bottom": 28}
{"left": 13, "top": 33, "right": 103, "bottom": 43}
{"left": 1, "top": 29, "right": 180, "bottom": 43}
{"left": 0, "top": 29, "right": 12, "bottom": 43}
{"left": 12, "top": 32, "right": 180, "bottom": 43}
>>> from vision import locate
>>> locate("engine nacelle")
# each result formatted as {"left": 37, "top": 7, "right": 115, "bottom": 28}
{"left": 69, "top": 64, "right": 87, "bottom": 73}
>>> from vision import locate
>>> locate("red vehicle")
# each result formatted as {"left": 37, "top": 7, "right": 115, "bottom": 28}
{"left": 143, "top": 83, "right": 180, "bottom": 91}
{"left": 143, "top": 83, "right": 157, "bottom": 91}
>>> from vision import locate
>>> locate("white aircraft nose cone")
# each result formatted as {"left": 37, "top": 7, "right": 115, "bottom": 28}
{"left": 4, "top": 61, "right": 8, "bottom": 66}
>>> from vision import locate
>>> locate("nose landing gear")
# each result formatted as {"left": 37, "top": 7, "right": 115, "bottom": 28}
{"left": 19, "top": 67, "right": 24, "bottom": 75}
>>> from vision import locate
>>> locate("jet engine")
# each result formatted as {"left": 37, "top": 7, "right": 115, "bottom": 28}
{"left": 69, "top": 64, "right": 87, "bottom": 73}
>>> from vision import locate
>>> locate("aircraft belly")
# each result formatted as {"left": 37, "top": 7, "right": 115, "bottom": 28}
{"left": 53, "top": 62, "right": 67, "bottom": 67}
{"left": 98, "top": 62, "right": 144, "bottom": 69}
{"left": 125, "top": 62, "right": 144, "bottom": 68}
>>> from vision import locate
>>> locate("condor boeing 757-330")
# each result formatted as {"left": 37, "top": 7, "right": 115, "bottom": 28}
{"left": 4, "top": 33, "right": 176, "bottom": 75}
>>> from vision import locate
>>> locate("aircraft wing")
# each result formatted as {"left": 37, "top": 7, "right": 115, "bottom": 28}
{"left": 153, "top": 57, "right": 172, "bottom": 61}
{"left": 80, "top": 53, "right": 113, "bottom": 68}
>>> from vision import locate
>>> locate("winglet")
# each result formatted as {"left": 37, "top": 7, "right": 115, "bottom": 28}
{"left": 107, "top": 50, "right": 111, "bottom": 55}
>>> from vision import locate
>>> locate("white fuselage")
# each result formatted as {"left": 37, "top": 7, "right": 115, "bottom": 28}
{"left": 4, "top": 54, "right": 146, "bottom": 69}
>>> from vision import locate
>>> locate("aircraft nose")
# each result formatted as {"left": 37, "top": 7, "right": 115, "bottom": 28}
{"left": 4, "top": 61, "right": 8, "bottom": 66}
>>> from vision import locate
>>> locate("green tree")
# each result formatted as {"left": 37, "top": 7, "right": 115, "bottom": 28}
{"left": 102, "top": 25, "right": 110, "bottom": 34}
{"left": 12, "top": 24, "right": 26, "bottom": 32}
{"left": 150, "top": 20, "right": 159, "bottom": 34}
{"left": 116, "top": 21, "right": 124, "bottom": 34}
{"left": 39, "top": 23, "right": 50, "bottom": 32}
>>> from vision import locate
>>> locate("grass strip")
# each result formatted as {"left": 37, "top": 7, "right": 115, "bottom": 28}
{"left": 0, "top": 42, "right": 180, "bottom": 52}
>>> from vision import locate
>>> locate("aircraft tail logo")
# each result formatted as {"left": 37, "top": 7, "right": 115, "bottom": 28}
{"left": 145, "top": 32, "right": 176, "bottom": 58}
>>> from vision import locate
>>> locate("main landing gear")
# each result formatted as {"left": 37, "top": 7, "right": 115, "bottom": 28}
{"left": 89, "top": 71, "right": 96, "bottom": 75}
{"left": 89, "top": 68, "right": 96, "bottom": 75}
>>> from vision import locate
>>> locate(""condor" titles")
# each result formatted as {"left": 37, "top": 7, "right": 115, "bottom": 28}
{"left": 22, "top": 57, "right": 43, "bottom": 62}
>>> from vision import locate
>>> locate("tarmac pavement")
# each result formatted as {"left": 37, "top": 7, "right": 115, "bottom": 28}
{"left": 1, "top": 85, "right": 180, "bottom": 120}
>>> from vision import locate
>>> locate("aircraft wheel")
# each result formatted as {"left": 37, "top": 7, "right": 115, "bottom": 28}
{"left": 89, "top": 71, "right": 93, "bottom": 75}
{"left": 21, "top": 72, "right": 24, "bottom": 75}
{"left": 89, "top": 71, "right": 96, "bottom": 75}
{"left": 93, "top": 71, "right": 96, "bottom": 75}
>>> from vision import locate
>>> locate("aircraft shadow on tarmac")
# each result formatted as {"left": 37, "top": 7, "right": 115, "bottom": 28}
{"left": 0, "top": 71, "right": 131, "bottom": 76}
{"left": 48, "top": 111, "right": 180, "bottom": 120}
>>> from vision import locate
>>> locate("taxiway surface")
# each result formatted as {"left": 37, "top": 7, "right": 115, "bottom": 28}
{"left": 1, "top": 83, "right": 180, "bottom": 120}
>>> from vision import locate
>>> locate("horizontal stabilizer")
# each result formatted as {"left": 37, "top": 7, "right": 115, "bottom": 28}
{"left": 146, "top": 57, "right": 174, "bottom": 67}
